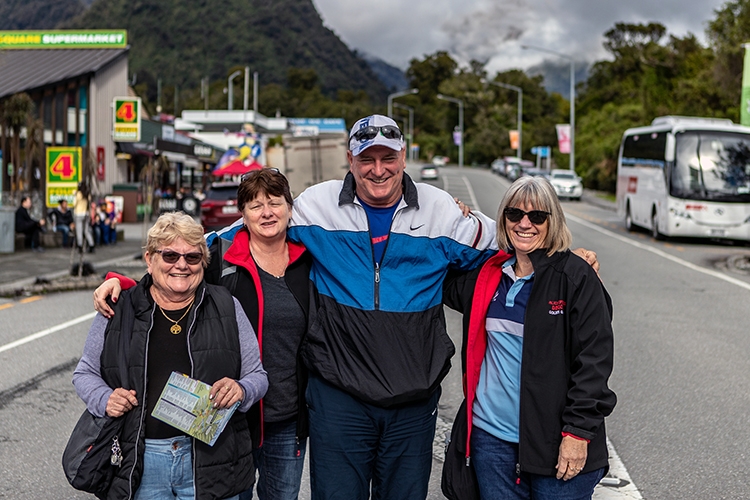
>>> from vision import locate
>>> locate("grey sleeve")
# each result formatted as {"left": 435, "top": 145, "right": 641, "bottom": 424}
{"left": 234, "top": 297, "right": 268, "bottom": 413}
{"left": 72, "top": 314, "right": 114, "bottom": 418}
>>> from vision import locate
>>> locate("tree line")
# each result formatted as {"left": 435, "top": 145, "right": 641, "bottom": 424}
{"left": 174, "top": 1, "right": 750, "bottom": 193}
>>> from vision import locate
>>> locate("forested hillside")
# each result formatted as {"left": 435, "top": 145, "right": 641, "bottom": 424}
{"left": 64, "top": 0, "right": 388, "bottom": 102}
{"left": 0, "top": 0, "right": 83, "bottom": 30}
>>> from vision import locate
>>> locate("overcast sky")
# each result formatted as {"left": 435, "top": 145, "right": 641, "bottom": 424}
{"left": 313, "top": 0, "right": 728, "bottom": 74}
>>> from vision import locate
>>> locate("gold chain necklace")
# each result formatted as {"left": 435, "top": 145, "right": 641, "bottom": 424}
{"left": 158, "top": 299, "right": 194, "bottom": 335}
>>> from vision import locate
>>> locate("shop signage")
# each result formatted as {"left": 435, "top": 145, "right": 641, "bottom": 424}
{"left": 0, "top": 30, "right": 127, "bottom": 49}
{"left": 46, "top": 147, "right": 82, "bottom": 206}
{"left": 113, "top": 97, "right": 141, "bottom": 142}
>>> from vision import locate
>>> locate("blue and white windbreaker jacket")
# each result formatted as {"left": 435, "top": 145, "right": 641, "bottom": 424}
{"left": 288, "top": 172, "right": 498, "bottom": 407}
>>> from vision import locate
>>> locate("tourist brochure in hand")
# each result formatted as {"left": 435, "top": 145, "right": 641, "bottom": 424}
{"left": 151, "top": 371, "right": 239, "bottom": 446}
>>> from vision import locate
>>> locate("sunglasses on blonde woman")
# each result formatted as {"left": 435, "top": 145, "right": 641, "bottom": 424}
{"left": 503, "top": 207, "right": 550, "bottom": 224}
{"left": 155, "top": 250, "right": 203, "bottom": 265}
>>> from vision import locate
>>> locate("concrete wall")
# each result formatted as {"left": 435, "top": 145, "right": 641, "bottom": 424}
{"left": 89, "top": 54, "right": 129, "bottom": 196}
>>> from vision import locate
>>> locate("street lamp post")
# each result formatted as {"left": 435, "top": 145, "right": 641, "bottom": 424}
{"left": 437, "top": 93, "right": 464, "bottom": 168}
{"left": 387, "top": 88, "right": 418, "bottom": 118}
{"left": 483, "top": 78, "right": 523, "bottom": 160}
{"left": 227, "top": 70, "right": 242, "bottom": 111}
{"left": 393, "top": 102, "right": 414, "bottom": 161}
{"left": 521, "top": 44, "right": 575, "bottom": 171}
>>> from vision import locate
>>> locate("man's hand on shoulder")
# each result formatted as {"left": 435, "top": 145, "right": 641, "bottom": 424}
{"left": 572, "top": 248, "right": 600, "bottom": 278}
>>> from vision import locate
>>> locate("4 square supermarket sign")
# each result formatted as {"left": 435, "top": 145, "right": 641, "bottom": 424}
{"left": 113, "top": 97, "right": 141, "bottom": 141}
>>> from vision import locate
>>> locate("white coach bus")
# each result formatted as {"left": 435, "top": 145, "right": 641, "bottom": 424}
{"left": 617, "top": 116, "right": 750, "bottom": 241}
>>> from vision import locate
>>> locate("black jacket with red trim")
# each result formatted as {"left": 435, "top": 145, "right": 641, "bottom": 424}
{"left": 205, "top": 227, "right": 312, "bottom": 449}
{"left": 443, "top": 248, "right": 616, "bottom": 476}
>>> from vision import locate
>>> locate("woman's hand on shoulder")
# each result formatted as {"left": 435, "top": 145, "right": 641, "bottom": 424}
{"left": 93, "top": 278, "right": 123, "bottom": 318}
{"left": 106, "top": 388, "right": 138, "bottom": 418}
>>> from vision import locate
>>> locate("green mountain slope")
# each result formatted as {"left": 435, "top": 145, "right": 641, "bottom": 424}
{"left": 64, "top": 0, "right": 388, "bottom": 101}
{"left": 0, "top": 0, "right": 83, "bottom": 30}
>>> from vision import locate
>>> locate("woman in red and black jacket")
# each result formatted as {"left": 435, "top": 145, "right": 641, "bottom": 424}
{"left": 443, "top": 176, "right": 616, "bottom": 500}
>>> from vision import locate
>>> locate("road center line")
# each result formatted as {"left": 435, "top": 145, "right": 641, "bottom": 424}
{"left": 460, "top": 175, "right": 481, "bottom": 211}
{"left": 0, "top": 312, "right": 96, "bottom": 355}
{"left": 566, "top": 213, "right": 750, "bottom": 292}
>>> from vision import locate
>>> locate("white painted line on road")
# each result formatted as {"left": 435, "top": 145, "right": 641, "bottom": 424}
{"left": 0, "top": 312, "right": 96, "bottom": 354}
{"left": 566, "top": 214, "right": 750, "bottom": 292}
{"left": 460, "top": 175, "right": 481, "bottom": 211}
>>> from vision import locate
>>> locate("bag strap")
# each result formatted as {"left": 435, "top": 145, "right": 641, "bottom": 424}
{"left": 107, "top": 291, "right": 134, "bottom": 390}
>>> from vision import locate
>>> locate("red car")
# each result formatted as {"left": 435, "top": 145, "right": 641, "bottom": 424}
{"left": 200, "top": 182, "right": 241, "bottom": 231}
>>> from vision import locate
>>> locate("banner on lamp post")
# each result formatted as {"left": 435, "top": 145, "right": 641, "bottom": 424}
{"left": 556, "top": 124, "right": 571, "bottom": 154}
{"left": 453, "top": 130, "right": 462, "bottom": 146}
{"left": 742, "top": 44, "right": 750, "bottom": 126}
{"left": 509, "top": 130, "right": 519, "bottom": 150}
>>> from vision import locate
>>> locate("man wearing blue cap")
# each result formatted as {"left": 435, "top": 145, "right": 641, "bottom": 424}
{"left": 288, "top": 114, "right": 499, "bottom": 499}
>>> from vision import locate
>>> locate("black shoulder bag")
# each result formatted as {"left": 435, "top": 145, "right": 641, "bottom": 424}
{"left": 441, "top": 399, "right": 481, "bottom": 500}
{"left": 62, "top": 293, "right": 133, "bottom": 498}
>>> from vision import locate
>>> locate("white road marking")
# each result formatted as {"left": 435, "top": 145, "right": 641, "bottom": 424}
{"left": 460, "top": 175, "right": 481, "bottom": 211}
{"left": 567, "top": 213, "right": 750, "bottom": 292}
{"left": 0, "top": 312, "right": 96, "bottom": 354}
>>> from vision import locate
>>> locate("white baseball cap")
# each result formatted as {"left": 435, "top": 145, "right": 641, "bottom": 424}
{"left": 348, "top": 114, "right": 405, "bottom": 156}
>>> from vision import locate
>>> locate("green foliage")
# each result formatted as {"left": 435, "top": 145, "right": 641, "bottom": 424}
{"left": 64, "top": 0, "right": 388, "bottom": 103}
{"left": 0, "top": 0, "right": 83, "bottom": 30}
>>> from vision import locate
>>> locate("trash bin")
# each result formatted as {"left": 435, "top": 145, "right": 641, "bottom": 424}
{"left": 0, "top": 207, "right": 15, "bottom": 253}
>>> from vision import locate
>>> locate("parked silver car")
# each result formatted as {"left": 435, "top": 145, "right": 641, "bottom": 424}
{"left": 548, "top": 169, "right": 583, "bottom": 200}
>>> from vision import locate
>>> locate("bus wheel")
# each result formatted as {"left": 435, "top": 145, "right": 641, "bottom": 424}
{"left": 651, "top": 210, "right": 664, "bottom": 241}
{"left": 625, "top": 204, "right": 634, "bottom": 232}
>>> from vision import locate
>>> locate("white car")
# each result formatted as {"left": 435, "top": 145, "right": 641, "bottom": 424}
{"left": 431, "top": 155, "right": 448, "bottom": 166}
{"left": 420, "top": 164, "right": 439, "bottom": 180}
{"left": 548, "top": 169, "right": 583, "bottom": 200}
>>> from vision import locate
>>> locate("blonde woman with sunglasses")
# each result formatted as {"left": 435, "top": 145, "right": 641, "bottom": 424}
{"left": 73, "top": 212, "right": 268, "bottom": 499}
{"left": 443, "top": 176, "right": 617, "bottom": 500}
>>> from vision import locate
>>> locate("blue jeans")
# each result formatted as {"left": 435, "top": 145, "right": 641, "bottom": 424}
{"left": 306, "top": 375, "right": 439, "bottom": 500}
{"left": 471, "top": 426, "right": 605, "bottom": 500}
{"left": 56, "top": 224, "right": 71, "bottom": 247}
{"left": 134, "top": 436, "right": 240, "bottom": 500}
{"left": 239, "top": 418, "right": 307, "bottom": 500}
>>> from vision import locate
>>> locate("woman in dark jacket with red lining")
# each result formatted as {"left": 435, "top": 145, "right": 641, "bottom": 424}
{"left": 95, "top": 169, "right": 311, "bottom": 500}
{"left": 443, "top": 176, "right": 616, "bottom": 499}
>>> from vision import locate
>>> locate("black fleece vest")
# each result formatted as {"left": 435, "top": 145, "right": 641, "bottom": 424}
{"left": 100, "top": 276, "right": 254, "bottom": 500}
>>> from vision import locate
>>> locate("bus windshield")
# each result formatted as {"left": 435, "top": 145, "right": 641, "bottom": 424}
{"left": 672, "top": 131, "right": 750, "bottom": 202}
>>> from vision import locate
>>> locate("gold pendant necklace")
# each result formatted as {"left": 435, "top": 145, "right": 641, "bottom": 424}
{"left": 158, "top": 299, "right": 194, "bottom": 335}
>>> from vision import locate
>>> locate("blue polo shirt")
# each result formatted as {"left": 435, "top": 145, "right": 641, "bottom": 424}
{"left": 472, "top": 257, "right": 534, "bottom": 444}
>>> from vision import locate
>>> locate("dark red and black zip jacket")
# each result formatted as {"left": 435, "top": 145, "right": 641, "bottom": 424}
{"left": 205, "top": 227, "right": 312, "bottom": 452}
{"left": 443, "top": 248, "right": 617, "bottom": 476}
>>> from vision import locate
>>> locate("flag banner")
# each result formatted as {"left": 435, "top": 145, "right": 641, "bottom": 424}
{"left": 742, "top": 44, "right": 750, "bottom": 126}
{"left": 556, "top": 124, "right": 571, "bottom": 154}
{"left": 509, "top": 130, "right": 519, "bottom": 150}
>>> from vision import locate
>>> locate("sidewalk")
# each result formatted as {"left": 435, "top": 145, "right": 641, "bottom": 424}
{"left": 0, "top": 221, "right": 152, "bottom": 296}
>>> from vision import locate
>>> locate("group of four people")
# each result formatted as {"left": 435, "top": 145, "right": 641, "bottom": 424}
{"left": 79, "top": 114, "right": 615, "bottom": 500}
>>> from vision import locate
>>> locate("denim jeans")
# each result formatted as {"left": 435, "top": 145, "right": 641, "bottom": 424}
{"left": 239, "top": 418, "right": 307, "bottom": 500}
{"left": 306, "top": 375, "right": 440, "bottom": 500}
{"left": 471, "top": 426, "right": 605, "bottom": 500}
{"left": 134, "top": 436, "right": 240, "bottom": 500}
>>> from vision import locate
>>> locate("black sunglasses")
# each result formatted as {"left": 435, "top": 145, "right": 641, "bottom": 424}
{"left": 240, "top": 167, "right": 281, "bottom": 182}
{"left": 155, "top": 249, "right": 203, "bottom": 265}
{"left": 503, "top": 207, "right": 550, "bottom": 224}
{"left": 350, "top": 125, "right": 403, "bottom": 143}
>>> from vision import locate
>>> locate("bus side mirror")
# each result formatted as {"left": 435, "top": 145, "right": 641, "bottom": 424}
{"left": 665, "top": 134, "right": 675, "bottom": 162}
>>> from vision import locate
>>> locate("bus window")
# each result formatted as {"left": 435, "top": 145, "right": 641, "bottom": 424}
{"left": 673, "top": 131, "right": 750, "bottom": 201}
{"left": 622, "top": 132, "right": 667, "bottom": 168}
